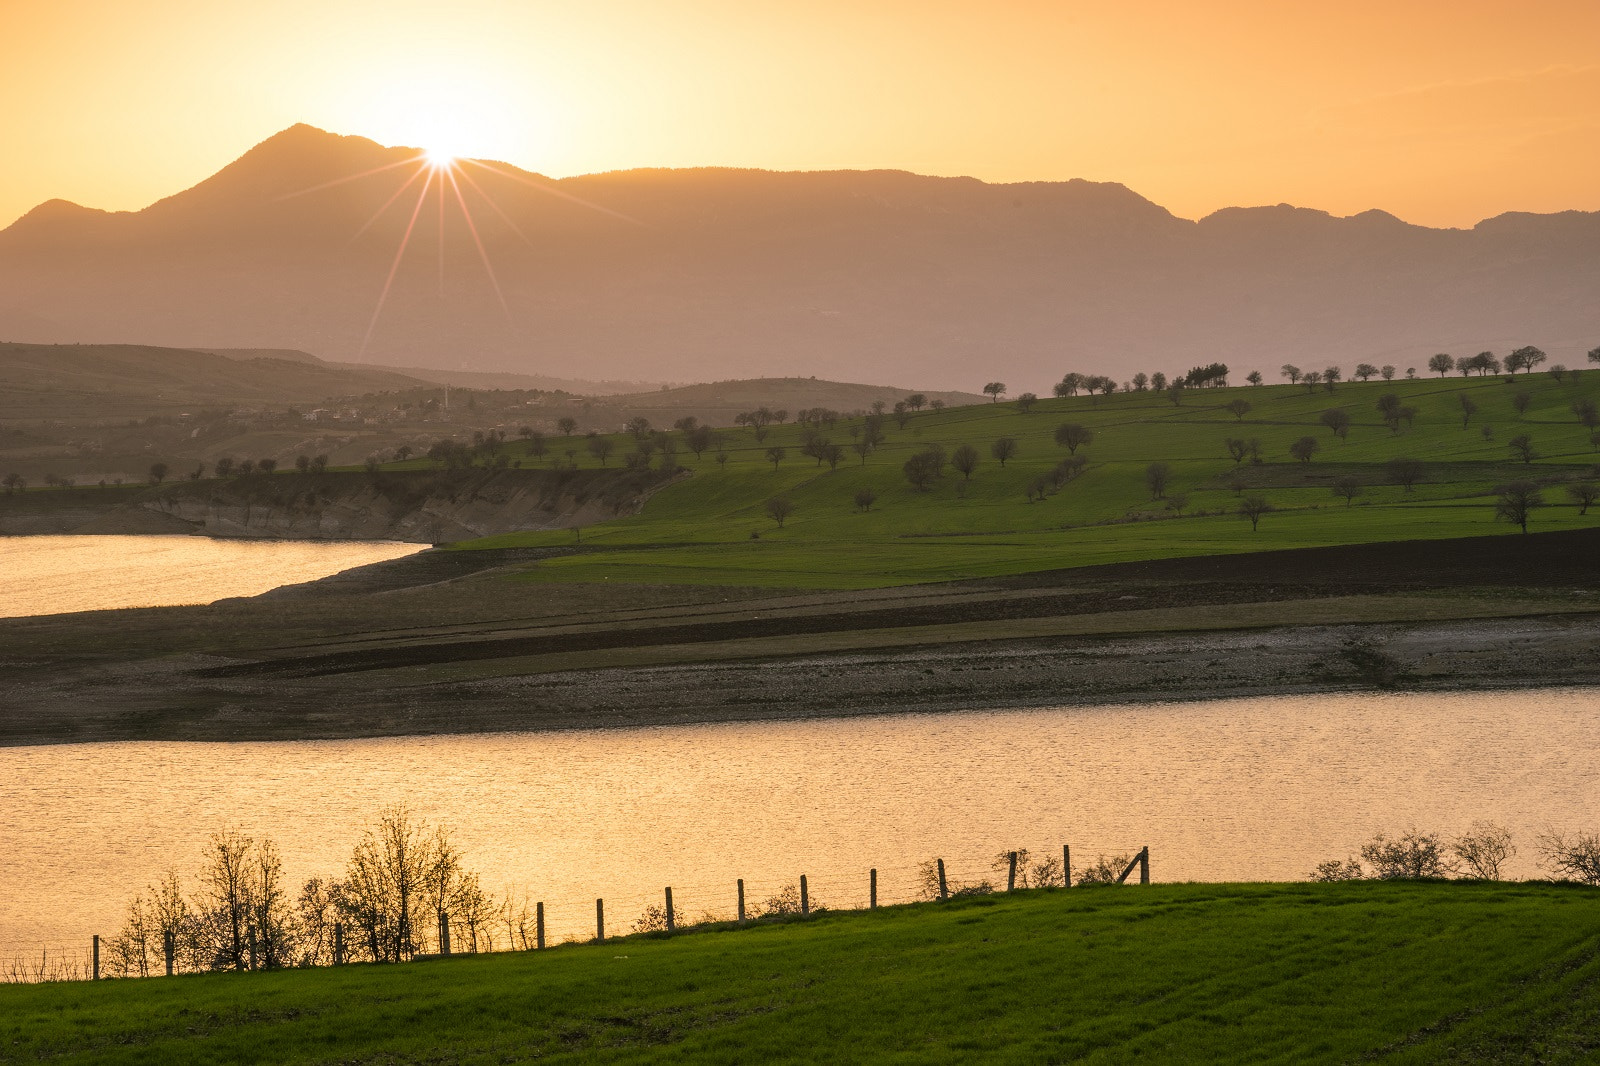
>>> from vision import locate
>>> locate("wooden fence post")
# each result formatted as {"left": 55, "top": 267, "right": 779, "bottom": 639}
{"left": 664, "top": 887, "right": 675, "bottom": 932}
{"left": 164, "top": 931, "right": 174, "bottom": 976}
{"left": 334, "top": 922, "right": 344, "bottom": 965}
{"left": 737, "top": 879, "right": 746, "bottom": 924}
{"left": 596, "top": 899, "right": 605, "bottom": 943}
{"left": 937, "top": 859, "right": 948, "bottom": 901}
{"left": 1007, "top": 851, "right": 1018, "bottom": 892}
{"left": 92, "top": 935, "right": 99, "bottom": 981}
{"left": 535, "top": 903, "right": 545, "bottom": 950}
{"left": 439, "top": 911, "right": 451, "bottom": 955}
{"left": 247, "top": 923, "right": 258, "bottom": 971}
{"left": 799, "top": 875, "right": 809, "bottom": 916}
{"left": 1063, "top": 845, "right": 1072, "bottom": 888}
{"left": 870, "top": 868, "right": 877, "bottom": 909}
{"left": 1139, "top": 846, "right": 1150, "bottom": 885}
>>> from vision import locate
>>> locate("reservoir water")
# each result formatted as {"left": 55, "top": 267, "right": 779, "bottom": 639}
{"left": 2, "top": 689, "right": 1596, "bottom": 959}
{"left": 0, "top": 535, "right": 422, "bottom": 618}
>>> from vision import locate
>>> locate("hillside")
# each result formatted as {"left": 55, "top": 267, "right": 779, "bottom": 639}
{"left": 1, "top": 124, "right": 1597, "bottom": 389}
{"left": 457, "top": 370, "right": 1600, "bottom": 587}
{"left": 0, "top": 342, "right": 432, "bottom": 420}
{"left": 592, "top": 376, "right": 987, "bottom": 425}
{"left": 3, "top": 882, "right": 1597, "bottom": 1062}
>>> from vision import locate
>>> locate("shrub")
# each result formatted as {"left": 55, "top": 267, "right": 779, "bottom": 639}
{"left": 1074, "top": 854, "right": 1135, "bottom": 886}
{"left": 1452, "top": 822, "right": 1515, "bottom": 880}
{"left": 1536, "top": 830, "right": 1600, "bottom": 885}
{"left": 1360, "top": 829, "right": 1452, "bottom": 879}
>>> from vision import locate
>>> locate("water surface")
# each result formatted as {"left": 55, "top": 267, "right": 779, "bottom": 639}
{"left": 0, "top": 535, "right": 420, "bottom": 617}
{"left": 2, "top": 689, "right": 1594, "bottom": 956}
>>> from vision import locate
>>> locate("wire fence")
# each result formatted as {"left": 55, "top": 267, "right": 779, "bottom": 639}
{"left": 0, "top": 840, "right": 1151, "bottom": 984}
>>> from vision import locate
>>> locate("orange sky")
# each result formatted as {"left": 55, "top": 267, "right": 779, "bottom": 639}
{"left": 3, "top": 0, "right": 1597, "bottom": 229}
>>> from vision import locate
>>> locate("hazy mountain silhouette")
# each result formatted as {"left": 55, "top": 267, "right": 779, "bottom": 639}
{"left": 3, "top": 123, "right": 1597, "bottom": 389}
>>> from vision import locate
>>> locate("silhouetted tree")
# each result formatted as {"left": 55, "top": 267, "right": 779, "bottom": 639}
{"left": 1495, "top": 481, "right": 1543, "bottom": 533}
{"left": 1507, "top": 433, "right": 1537, "bottom": 464}
{"left": 1381, "top": 365, "right": 1396, "bottom": 380}
{"left": 1332, "top": 475, "right": 1363, "bottom": 507}
{"left": 983, "top": 382, "right": 1006, "bottom": 403}
{"left": 1150, "top": 371, "right": 1167, "bottom": 391}
{"left": 1280, "top": 364, "right": 1302, "bottom": 384}
{"left": 1246, "top": 370, "right": 1264, "bottom": 386}
{"left": 1225, "top": 398, "right": 1252, "bottom": 421}
{"left": 892, "top": 402, "right": 911, "bottom": 429}
{"left": 295, "top": 455, "right": 311, "bottom": 473}
{"left": 1428, "top": 353, "right": 1455, "bottom": 377}
{"left": 1166, "top": 383, "right": 1184, "bottom": 405}
{"left": 906, "top": 393, "right": 927, "bottom": 412}
{"left": 586, "top": 436, "right": 614, "bottom": 466}
{"left": 148, "top": 462, "right": 169, "bottom": 485}
{"left": 257, "top": 458, "right": 277, "bottom": 474}
{"left": 1132, "top": 372, "right": 1149, "bottom": 391}
{"left": 557, "top": 417, "right": 578, "bottom": 436}
{"left": 1014, "top": 392, "right": 1038, "bottom": 413}
{"left": 1505, "top": 346, "right": 1547, "bottom": 375}
{"left": 991, "top": 436, "right": 1018, "bottom": 466}
{"left": 1354, "top": 363, "right": 1378, "bottom": 381}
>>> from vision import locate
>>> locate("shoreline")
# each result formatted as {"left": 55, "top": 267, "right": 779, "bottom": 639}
{"left": 5, "top": 613, "right": 1597, "bottom": 747}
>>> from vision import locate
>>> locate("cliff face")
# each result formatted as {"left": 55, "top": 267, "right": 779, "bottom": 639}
{"left": 0, "top": 468, "right": 680, "bottom": 542}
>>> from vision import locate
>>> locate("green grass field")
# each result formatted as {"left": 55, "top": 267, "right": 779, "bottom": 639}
{"left": 448, "top": 372, "right": 1600, "bottom": 588}
{"left": 4, "top": 882, "right": 1597, "bottom": 1064}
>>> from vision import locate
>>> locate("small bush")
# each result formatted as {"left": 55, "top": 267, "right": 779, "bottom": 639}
{"left": 1310, "top": 858, "right": 1365, "bottom": 882}
{"left": 1360, "top": 829, "right": 1452, "bottom": 879}
{"left": 1075, "top": 854, "right": 1135, "bottom": 886}
{"left": 1537, "top": 830, "right": 1600, "bottom": 885}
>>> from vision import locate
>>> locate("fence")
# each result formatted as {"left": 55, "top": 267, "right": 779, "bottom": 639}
{"left": 1, "top": 841, "right": 1150, "bottom": 984}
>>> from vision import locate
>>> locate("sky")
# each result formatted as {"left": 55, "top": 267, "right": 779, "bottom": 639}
{"left": 3, "top": 0, "right": 1598, "bottom": 229}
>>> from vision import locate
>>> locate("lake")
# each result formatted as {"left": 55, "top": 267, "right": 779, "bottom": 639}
{"left": 2, "top": 688, "right": 1595, "bottom": 960}
{"left": 0, "top": 535, "right": 422, "bottom": 618}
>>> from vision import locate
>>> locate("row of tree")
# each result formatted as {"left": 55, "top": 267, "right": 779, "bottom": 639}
{"left": 106, "top": 807, "right": 501, "bottom": 978}
{"left": 1312, "top": 823, "right": 1600, "bottom": 885}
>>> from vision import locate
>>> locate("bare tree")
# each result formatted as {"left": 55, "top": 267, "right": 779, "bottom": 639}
{"left": 586, "top": 436, "right": 614, "bottom": 466}
{"left": 1288, "top": 435, "right": 1321, "bottom": 463}
{"left": 1537, "top": 829, "right": 1600, "bottom": 885}
{"left": 1245, "top": 370, "right": 1263, "bottom": 386}
{"left": 1451, "top": 823, "right": 1515, "bottom": 880}
{"left": 1511, "top": 391, "right": 1532, "bottom": 418}
{"left": 950, "top": 443, "right": 980, "bottom": 480}
{"left": 765, "top": 446, "right": 787, "bottom": 470}
{"left": 765, "top": 496, "right": 794, "bottom": 527}
{"left": 1428, "top": 352, "right": 1455, "bottom": 377}
{"left": 1319, "top": 409, "right": 1351, "bottom": 439}
{"left": 1387, "top": 456, "right": 1425, "bottom": 493}
{"left": 1238, "top": 495, "right": 1272, "bottom": 531}
{"left": 1494, "top": 481, "right": 1542, "bottom": 533}
{"left": 1360, "top": 829, "right": 1451, "bottom": 879}
{"left": 1566, "top": 482, "right": 1599, "bottom": 515}
{"left": 1458, "top": 394, "right": 1478, "bottom": 427}
{"left": 1225, "top": 398, "right": 1252, "bottom": 421}
{"left": 990, "top": 437, "right": 1018, "bottom": 466}
{"left": 906, "top": 393, "right": 927, "bottom": 412}
{"left": 854, "top": 488, "right": 877, "bottom": 512}
{"left": 1281, "top": 364, "right": 1302, "bottom": 384}
{"left": 148, "top": 462, "right": 169, "bottom": 485}
{"left": 557, "top": 417, "right": 578, "bottom": 436}
{"left": 1014, "top": 392, "right": 1038, "bottom": 413}
{"left": 1332, "top": 475, "right": 1363, "bottom": 507}
{"left": 1507, "top": 433, "right": 1537, "bottom": 464}
{"left": 1145, "top": 462, "right": 1171, "bottom": 499}
{"left": 902, "top": 448, "right": 946, "bottom": 491}
{"left": 1054, "top": 423, "right": 1094, "bottom": 454}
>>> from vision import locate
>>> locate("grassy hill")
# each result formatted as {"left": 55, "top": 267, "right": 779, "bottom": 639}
{"left": 452, "top": 371, "right": 1600, "bottom": 588}
{"left": 4, "top": 882, "right": 1597, "bottom": 1063}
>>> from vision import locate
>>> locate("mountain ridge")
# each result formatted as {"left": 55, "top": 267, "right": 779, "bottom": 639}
{"left": 2, "top": 124, "right": 1596, "bottom": 389}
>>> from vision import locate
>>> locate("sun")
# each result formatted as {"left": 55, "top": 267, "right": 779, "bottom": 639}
{"left": 423, "top": 146, "right": 458, "bottom": 169}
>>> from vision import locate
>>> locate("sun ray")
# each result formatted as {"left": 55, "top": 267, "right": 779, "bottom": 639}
{"left": 358, "top": 166, "right": 436, "bottom": 358}
{"left": 464, "top": 159, "right": 650, "bottom": 228}
{"left": 350, "top": 162, "right": 430, "bottom": 243}
{"left": 445, "top": 167, "right": 510, "bottom": 317}
{"left": 453, "top": 163, "right": 536, "bottom": 248}
{"left": 274, "top": 155, "right": 427, "bottom": 202}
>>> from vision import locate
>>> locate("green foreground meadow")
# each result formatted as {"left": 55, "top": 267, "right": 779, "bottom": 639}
{"left": 456, "top": 372, "right": 1600, "bottom": 588}
{"left": 5, "top": 882, "right": 1597, "bottom": 1064}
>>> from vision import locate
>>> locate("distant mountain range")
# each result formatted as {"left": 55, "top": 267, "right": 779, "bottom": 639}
{"left": 3, "top": 124, "right": 1598, "bottom": 390}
